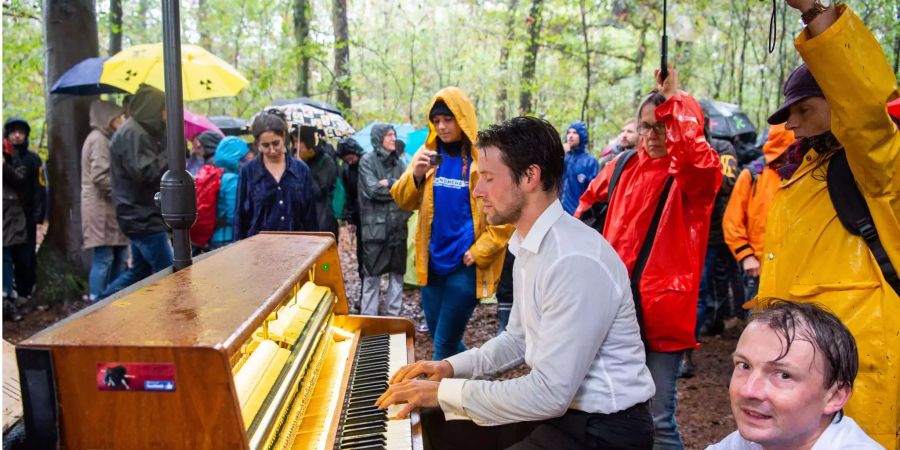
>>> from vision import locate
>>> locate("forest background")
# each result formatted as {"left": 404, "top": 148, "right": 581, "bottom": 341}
{"left": 1, "top": 0, "right": 899, "bottom": 298}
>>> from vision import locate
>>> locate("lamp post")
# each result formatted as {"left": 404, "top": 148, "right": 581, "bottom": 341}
{"left": 157, "top": 0, "right": 196, "bottom": 271}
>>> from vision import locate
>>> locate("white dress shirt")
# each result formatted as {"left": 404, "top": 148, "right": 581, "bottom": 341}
{"left": 438, "top": 200, "right": 656, "bottom": 426}
{"left": 706, "top": 415, "right": 884, "bottom": 450}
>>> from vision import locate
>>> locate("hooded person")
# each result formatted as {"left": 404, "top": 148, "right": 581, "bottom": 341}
{"left": 81, "top": 100, "right": 129, "bottom": 302}
{"left": 2, "top": 116, "right": 46, "bottom": 301}
{"left": 101, "top": 84, "right": 174, "bottom": 299}
{"left": 722, "top": 123, "right": 793, "bottom": 303}
{"left": 357, "top": 124, "right": 411, "bottom": 316}
{"left": 391, "top": 87, "right": 514, "bottom": 360}
{"left": 209, "top": 137, "right": 250, "bottom": 249}
{"left": 297, "top": 125, "right": 339, "bottom": 236}
{"left": 560, "top": 121, "right": 599, "bottom": 214}
{"left": 753, "top": 3, "right": 900, "bottom": 443}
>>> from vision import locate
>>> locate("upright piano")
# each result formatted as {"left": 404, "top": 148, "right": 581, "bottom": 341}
{"left": 15, "top": 232, "right": 423, "bottom": 449}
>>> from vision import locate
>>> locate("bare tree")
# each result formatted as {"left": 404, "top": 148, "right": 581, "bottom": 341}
{"left": 109, "top": 0, "right": 122, "bottom": 54}
{"left": 41, "top": 0, "right": 100, "bottom": 294}
{"left": 332, "top": 0, "right": 351, "bottom": 110}
{"left": 496, "top": 0, "right": 519, "bottom": 122}
{"left": 519, "top": 0, "right": 543, "bottom": 114}
{"left": 294, "top": 0, "right": 311, "bottom": 96}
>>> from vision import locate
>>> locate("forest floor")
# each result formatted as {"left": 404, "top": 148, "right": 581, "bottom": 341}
{"left": 3, "top": 225, "right": 738, "bottom": 449}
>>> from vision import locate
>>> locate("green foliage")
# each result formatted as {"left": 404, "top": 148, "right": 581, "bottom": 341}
{"left": 3, "top": 0, "right": 899, "bottom": 153}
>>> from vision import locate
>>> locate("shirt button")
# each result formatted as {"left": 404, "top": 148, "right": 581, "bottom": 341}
{"left": 281, "top": 216, "right": 285, "bottom": 221}
{"left": 767, "top": 252, "right": 775, "bottom": 260}
{"left": 279, "top": 200, "right": 284, "bottom": 205}
{"left": 277, "top": 187, "right": 282, "bottom": 190}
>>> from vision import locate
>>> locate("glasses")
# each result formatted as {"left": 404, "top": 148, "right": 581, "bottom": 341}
{"left": 638, "top": 122, "right": 666, "bottom": 136}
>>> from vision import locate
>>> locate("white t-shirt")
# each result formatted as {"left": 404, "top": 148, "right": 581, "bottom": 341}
{"left": 706, "top": 416, "right": 884, "bottom": 450}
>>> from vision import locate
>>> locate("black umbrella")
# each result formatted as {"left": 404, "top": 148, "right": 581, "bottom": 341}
{"left": 49, "top": 57, "right": 130, "bottom": 95}
{"left": 209, "top": 116, "right": 249, "bottom": 136}
{"left": 273, "top": 97, "right": 343, "bottom": 116}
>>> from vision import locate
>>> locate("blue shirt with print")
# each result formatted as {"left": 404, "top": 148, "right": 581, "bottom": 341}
{"left": 429, "top": 147, "right": 474, "bottom": 275}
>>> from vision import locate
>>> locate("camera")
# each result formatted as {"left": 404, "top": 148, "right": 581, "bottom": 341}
{"left": 429, "top": 153, "right": 443, "bottom": 166}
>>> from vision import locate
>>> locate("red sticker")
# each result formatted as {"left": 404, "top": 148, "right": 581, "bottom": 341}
{"left": 96, "top": 362, "right": 176, "bottom": 392}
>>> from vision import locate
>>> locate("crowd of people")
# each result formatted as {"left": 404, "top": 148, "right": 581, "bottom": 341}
{"left": 2, "top": 0, "right": 898, "bottom": 448}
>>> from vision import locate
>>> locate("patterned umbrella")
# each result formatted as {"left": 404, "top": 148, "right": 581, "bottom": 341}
{"left": 262, "top": 103, "right": 355, "bottom": 138}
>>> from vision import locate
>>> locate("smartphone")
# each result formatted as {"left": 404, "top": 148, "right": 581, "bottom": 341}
{"left": 429, "top": 153, "right": 443, "bottom": 166}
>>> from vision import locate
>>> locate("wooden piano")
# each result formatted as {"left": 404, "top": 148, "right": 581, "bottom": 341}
{"left": 15, "top": 232, "right": 423, "bottom": 449}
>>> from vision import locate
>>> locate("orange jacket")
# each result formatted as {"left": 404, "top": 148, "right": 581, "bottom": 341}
{"left": 722, "top": 124, "right": 793, "bottom": 262}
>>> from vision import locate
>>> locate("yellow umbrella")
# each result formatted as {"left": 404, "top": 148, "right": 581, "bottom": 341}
{"left": 100, "top": 43, "right": 248, "bottom": 101}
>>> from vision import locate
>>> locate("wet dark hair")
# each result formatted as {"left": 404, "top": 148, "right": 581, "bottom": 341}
{"left": 637, "top": 90, "right": 667, "bottom": 122}
{"left": 475, "top": 116, "right": 564, "bottom": 193}
{"left": 751, "top": 299, "right": 858, "bottom": 391}
{"left": 251, "top": 111, "right": 289, "bottom": 141}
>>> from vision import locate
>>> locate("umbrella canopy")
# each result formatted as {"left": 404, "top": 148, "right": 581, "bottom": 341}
{"left": 183, "top": 108, "right": 222, "bottom": 140}
{"left": 273, "top": 97, "right": 342, "bottom": 115}
{"left": 50, "top": 57, "right": 130, "bottom": 95}
{"left": 351, "top": 122, "right": 420, "bottom": 156}
{"left": 100, "top": 43, "right": 248, "bottom": 101}
{"left": 263, "top": 103, "right": 355, "bottom": 139}
{"left": 209, "top": 116, "right": 249, "bottom": 136}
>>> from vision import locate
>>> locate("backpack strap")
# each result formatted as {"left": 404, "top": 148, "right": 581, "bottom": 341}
{"left": 629, "top": 175, "right": 675, "bottom": 343}
{"left": 827, "top": 150, "right": 900, "bottom": 296}
{"left": 607, "top": 149, "right": 637, "bottom": 201}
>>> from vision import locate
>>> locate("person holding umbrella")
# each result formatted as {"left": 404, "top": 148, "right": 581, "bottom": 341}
{"left": 101, "top": 84, "right": 174, "bottom": 299}
{"left": 235, "top": 112, "right": 317, "bottom": 239}
{"left": 80, "top": 100, "right": 129, "bottom": 302}
{"left": 755, "top": 1, "right": 900, "bottom": 445}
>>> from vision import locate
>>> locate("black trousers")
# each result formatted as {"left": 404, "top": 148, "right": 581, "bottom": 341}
{"left": 421, "top": 401, "right": 653, "bottom": 450}
{"left": 11, "top": 219, "right": 37, "bottom": 297}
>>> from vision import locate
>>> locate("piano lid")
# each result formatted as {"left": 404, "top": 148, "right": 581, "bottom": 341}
{"left": 21, "top": 233, "right": 348, "bottom": 356}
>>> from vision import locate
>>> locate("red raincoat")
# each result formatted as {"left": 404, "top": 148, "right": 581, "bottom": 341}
{"left": 576, "top": 93, "right": 721, "bottom": 352}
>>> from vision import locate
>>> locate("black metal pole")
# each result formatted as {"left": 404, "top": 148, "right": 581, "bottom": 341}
{"left": 158, "top": 0, "right": 196, "bottom": 271}
{"left": 660, "top": 0, "right": 668, "bottom": 81}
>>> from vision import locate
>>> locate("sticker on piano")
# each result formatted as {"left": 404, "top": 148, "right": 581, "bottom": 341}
{"left": 96, "top": 362, "right": 176, "bottom": 392}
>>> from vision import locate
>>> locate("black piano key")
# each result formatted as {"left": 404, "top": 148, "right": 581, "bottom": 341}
{"left": 341, "top": 443, "right": 386, "bottom": 450}
{"left": 340, "top": 436, "right": 386, "bottom": 449}
{"left": 350, "top": 380, "right": 388, "bottom": 391}
{"left": 343, "top": 425, "right": 385, "bottom": 438}
{"left": 345, "top": 412, "right": 387, "bottom": 426}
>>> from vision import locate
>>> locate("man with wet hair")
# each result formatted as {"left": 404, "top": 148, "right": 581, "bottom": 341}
{"left": 708, "top": 300, "right": 882, "bottom": 449}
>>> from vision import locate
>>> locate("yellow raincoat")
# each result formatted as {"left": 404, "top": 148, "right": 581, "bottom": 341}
{"left": 758, "top": 6, "right": 900, "bottom": 447}
{"left": 390, "top": 87, "right": 513, "bottom": 298}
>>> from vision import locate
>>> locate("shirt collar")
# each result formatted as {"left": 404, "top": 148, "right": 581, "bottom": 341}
{"left": 510, "top": 199, "right": 565, "bottom": 255}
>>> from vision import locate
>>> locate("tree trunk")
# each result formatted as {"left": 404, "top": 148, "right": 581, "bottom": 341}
{"left": 42, "top": 0, "right": 99, "bottom": 295}
{"left": 519, "top": 0, "right": 543, "bottom": 115}
{"left": 197, "top": 0, "right": 211, "bottom": 50}
{"left": 632, "top": 21, "right": 648, "bottom": 107}
{"left": 294, "top": 0, "right": 311, "bottom": 96}
{"left": 109, "top": 0, "right": 122, "bottom": 55}
{"left": 495, "top": 0, "right": 519, "bottom": 122}
{"left": 579, "top": 0, "right": 590, "bottom": 122}
{"left": 332, "top": 0, "right": 351, "bottom": 111}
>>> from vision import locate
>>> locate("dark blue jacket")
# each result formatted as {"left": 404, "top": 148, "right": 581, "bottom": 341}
{"left": 235, "top": 156, "right": 318, "bottom": 239}
{"left": 560, "top": 121, "right": 599, "bottom": 214}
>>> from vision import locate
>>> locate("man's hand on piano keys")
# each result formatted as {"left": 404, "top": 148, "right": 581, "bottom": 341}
{"left": 389, "top": 360, "right": 454, "bottom": 384}
{"left": 374, "top": 379, "right": 440, "bottom": 419}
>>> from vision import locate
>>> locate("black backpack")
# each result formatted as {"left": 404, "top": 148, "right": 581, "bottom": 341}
{"left": 580, "top": 149, "right": 637, "bottom": 233}
{"left": 827, "top": 150, "right": 900, "bottom": 296}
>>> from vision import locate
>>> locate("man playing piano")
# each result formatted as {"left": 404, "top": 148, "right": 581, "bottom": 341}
{"left": 377, "top": 117, "right": 656, "bottom": 449}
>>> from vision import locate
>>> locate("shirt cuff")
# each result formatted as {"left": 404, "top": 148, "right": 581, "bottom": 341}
{"left": 444, "top": 352, "right": 475, "bottom": 379}
{"left": 437, "top": 378, "right": 470, "bottom": 421}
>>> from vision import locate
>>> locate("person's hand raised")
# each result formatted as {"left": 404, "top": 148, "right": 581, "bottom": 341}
{"left": 655, "top": 63, "right": 680, "bottom": 100}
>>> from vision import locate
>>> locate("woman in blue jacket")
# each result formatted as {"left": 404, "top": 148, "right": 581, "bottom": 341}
{"left": 235, "top": 112, "right": 318, "bottom": 239}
